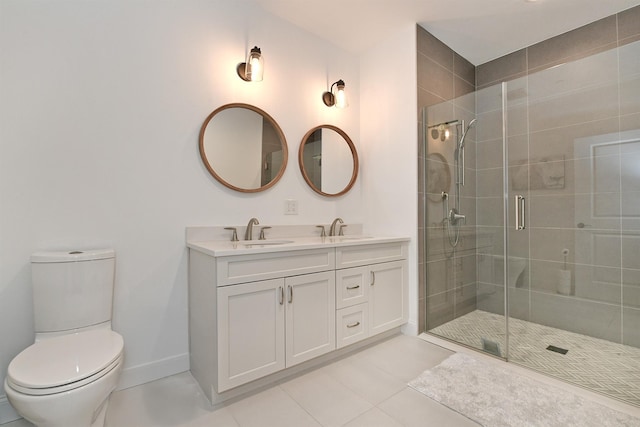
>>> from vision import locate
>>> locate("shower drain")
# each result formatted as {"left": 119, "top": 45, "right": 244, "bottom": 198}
{"left": 546, "top": 345, "right": 568, "bottom": 355}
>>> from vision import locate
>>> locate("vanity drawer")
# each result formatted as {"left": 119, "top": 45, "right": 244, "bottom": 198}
{"left": 336, "top": 242, "right": 407, "bottom": 269}
{"left": 336, "top": 304, "right": 369, "bottom": 349}
{"left": 216, "top": 248, "right": 335, "bottom": 286}
{"left": 336, "top": 266, "right": 368, "bottom": 309}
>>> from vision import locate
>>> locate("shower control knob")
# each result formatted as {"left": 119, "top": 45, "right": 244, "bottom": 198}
{"left": 449, "top": 208, "right": 466, "bottom": 225}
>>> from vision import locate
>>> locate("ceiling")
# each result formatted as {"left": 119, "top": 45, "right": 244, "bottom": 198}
{"left": 249, "top": 0, "right": 640, "bottom": 65}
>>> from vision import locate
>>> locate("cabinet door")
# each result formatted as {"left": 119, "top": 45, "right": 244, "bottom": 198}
{"left": 217, "top": 279, "right": 285, "bottom": 392}
{"left": 285, "top": 271, "right": 336, "bottom": 367}
{"left": 369, "top": 261, "right": 407, "bottom": 335}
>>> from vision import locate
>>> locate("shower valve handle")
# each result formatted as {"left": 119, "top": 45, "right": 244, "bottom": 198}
{"left": 449, "top": 209, "right": 466, "bottom": 225}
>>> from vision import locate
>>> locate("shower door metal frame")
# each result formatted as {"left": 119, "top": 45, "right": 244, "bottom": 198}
{"left": 501, "top": 82, "right": 511, "bottom": 361}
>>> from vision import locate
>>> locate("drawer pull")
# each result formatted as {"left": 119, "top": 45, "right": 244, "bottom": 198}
{"left": 346, "top": 321, "right": 360, "bottom": 328}
{"left": 279, "top": 286, "right": 284, "bottom": 305}
{"left": 371, "top": 271, "right": 376, "bottom": 286}
{"left": 346, "top": 285, "right": 360, "bottom": 290}
{"left": 287, "top": 285, "right": 293, "bottom": 303}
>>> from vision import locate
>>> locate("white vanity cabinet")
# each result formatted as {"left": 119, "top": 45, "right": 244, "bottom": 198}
{"left": 284, "top": 271, "right": 336, "bottom": 367}
{"left": 187, "top": 235, "right": 408, "bottom": 404}
{"left": 217, "top": 278, "right": 285, "bottom": 391}
{"left": 189, "top": 247, "right": 336, "bottom": 396}
{"left": 335, "top": 243, "right": 408, "bottom": 348}
{"left": 217, "top": 271, "right": 335, "bottom": 392}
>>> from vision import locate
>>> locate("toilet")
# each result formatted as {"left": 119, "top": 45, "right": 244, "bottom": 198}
{"left": 4, "top": 249, "right": 124, "bottom": 427}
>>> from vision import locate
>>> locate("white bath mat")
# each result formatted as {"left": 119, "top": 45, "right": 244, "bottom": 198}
{"left": 408, "top": 353, "right": 639, "bottom": 427}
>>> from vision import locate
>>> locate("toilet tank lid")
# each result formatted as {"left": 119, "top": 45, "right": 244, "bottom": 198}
{"left": 31, "top": 249, "right": 115, "bottom": 263}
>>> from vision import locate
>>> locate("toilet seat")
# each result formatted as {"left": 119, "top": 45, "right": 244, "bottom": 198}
{"left": 7, "top": 329, "right": 123, "bottom": 396}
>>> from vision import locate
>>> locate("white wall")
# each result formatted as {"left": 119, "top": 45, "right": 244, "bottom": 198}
{"left": 0, "top": 0, "right": 364, "bottom": 421}
{"left": 360, "top": 25, "right": 419, "bottom": 334}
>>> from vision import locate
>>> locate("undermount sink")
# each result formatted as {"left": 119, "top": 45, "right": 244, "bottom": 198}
{"left": 240, "top": 240, "right": 294, "bottom": 246}
{"left": 332, "top": 236, "right": 373, "bottom": 241}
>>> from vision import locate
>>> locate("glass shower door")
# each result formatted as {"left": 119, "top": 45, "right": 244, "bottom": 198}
{"left": 423, "top": 40, "right": 640, "bottom": 405}
{"left": 504, "top": 41, "right": 640, "bottom": 405}
{"left": 423, "top": 84, "right": 509, "bottom": 359}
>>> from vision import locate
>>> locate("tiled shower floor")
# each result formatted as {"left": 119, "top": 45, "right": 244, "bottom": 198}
{"left": 428, "top": 310, "right": 640, "bottom": 406}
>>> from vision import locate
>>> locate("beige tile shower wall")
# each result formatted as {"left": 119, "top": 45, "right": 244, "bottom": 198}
{"left": 477, "top": 5, "right": 640, "bottom": 89}
{"left": 417, "top": 26, "right": 476, "bottom": 332}
{"left": 474, "top": 4, "right": 640, "bottom": 346}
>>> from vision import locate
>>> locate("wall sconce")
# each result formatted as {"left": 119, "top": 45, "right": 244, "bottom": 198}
{"left": 322, "top": 79, "right": 348, "bottom": 108}
{"left": 428, "top": 120, "right": 457, "bottom": 142}
{"left": 237, "top": 46, "right": 264, "bottom": 82}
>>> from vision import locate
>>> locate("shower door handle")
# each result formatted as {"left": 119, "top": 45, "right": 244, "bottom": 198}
{"left": 515, "top": 195, "right": 526, "bottom": 230}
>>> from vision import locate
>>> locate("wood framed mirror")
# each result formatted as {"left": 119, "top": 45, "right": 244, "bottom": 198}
{"left": 298, "top": 125, "right": 358, "bottom": 197}
{"left": 199, "top": 103, "right": 288, "bottom": 193}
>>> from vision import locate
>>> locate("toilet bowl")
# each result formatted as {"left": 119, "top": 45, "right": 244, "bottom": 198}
{"left": 4, "top": 249, "right": 124, "bottom": 427}
{"left": 5, "top": 329, "right": 124, "bottom": 427}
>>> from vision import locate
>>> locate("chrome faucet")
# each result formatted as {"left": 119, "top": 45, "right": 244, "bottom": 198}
{"left": 244, "top": 218, "right": 259, "bottom": 240}
{"left": 329, "top": 217, "right": 343, "bottom": 236}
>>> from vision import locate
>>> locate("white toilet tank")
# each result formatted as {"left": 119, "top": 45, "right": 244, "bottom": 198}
{"left": 31, "top": 249, "right": 115, "bottom": 333}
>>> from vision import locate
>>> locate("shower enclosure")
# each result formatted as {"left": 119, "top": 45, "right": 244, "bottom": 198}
{"left": 421, "top": 39, "right": 640, "bottom": 406}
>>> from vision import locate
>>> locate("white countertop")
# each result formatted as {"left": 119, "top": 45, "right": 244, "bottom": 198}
{"left": 187, "top": 235, "right": 410, "bottom": 257}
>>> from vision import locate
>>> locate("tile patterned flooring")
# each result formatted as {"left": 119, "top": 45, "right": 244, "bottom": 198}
{"left": 429, "top": 310, "right": 640, "bottom": 406}
{"left": 4, "top": 334, "right": 639, "bottom": 427}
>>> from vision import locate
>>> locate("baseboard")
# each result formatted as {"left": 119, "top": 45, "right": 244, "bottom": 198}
{"left": 402, "top": 319, "right": 418, "bottom": 336}
{"left": 0, "top": 395, "right": 21, "bottom": 425}
{"left": 116, "top": 352, "right": 190, "bottom": 391}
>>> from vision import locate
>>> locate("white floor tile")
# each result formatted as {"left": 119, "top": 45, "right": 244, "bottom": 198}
{"left": 341, "top": 407, "right": 404, "bottom": 427}
{"left": 320, "top": 354, "right": 406, "bottom": 405}
{"left": 105, "top": 372, "right": 214, "bottom": 427}
{"left": 358, "top": 335, "right": 454, "bottom": 382}
{"left": 280, "top": 369, "right": 373, "bottom": 427}
{"left": 226, "top": 386, "right": 321, "bottom": 427}
{"left": 5, "top": 334, "right": 633, "bottom": 427}
{"left": 180, "top": 408, "right": 240, "bottom": 427}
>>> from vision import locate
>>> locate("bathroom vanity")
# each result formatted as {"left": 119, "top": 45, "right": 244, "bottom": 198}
{"left": 186, "top": 228, "right": 409, "bottom": 405}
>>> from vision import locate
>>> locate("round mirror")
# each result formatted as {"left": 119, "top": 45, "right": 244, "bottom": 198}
{"left": 426, "top": 153, "right": 451, "bottom": 202}
{"left": 298, "top": 125, "right": 358, "bottom": 197}
{"left": 199, "top": 103, "right": 288, "bottom": 193}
